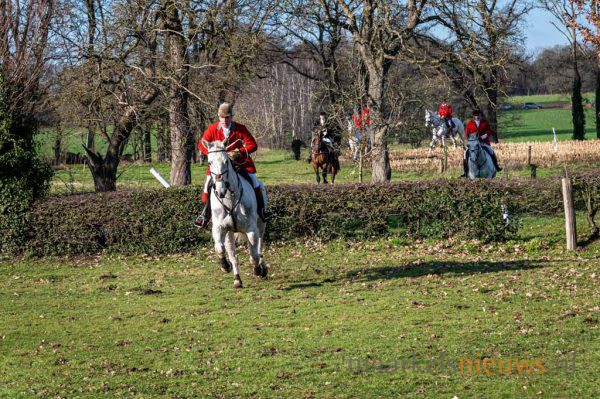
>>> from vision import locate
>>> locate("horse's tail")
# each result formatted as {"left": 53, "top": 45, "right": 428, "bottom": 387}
{"left": 330, "top": 156, "right": 340, "bottom": 173}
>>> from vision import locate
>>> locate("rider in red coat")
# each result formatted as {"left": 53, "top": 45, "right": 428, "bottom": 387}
{"left": 462, "top": 109, "right": 502, "bottom": 177}
{"left": 438, "top": 99, "right": 455, "bottom": 131}
{"left": 195, "top": 102, "right": 273, "bottom": 228}
{"left": 198, "top": 119, "right": 257, "bottom": 174}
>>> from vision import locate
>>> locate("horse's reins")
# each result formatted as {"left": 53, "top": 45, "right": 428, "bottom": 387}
{"left": 208, "top": 148, "right": 244, "bottom": 231}
{"left": 468, "top": 140, "right": 487, "bottom": 170}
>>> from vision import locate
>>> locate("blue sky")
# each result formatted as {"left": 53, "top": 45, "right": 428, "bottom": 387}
{"left": 525, "top": 7, "right": 570, "bottom": 53}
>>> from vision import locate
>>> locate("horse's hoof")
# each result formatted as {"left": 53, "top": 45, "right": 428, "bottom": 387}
{"left": 253, "top": 265, "right": 262, "bottom": 276}
{"left": 233, "top": 278, "right": 243, "bottom": 289}
{"left": 220, "top": 258, "right": 232, "bottom": 273}
{"left": 260, "top": 264, "right": 269, "bottom": 278}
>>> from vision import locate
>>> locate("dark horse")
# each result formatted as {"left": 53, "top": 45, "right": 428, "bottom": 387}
{"left": 310, "top": 129, "right": 339, "bottom": 184}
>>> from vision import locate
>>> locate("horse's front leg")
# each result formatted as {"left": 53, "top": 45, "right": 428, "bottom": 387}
{"left": 213, "top": 226, "right": 232, "bottom": 274}
{"left": 428, "top": 135, "right": 436, "bottom": 155}
{"left": 313, "top": 163, "right": 320, "bottom": 184}
{"left": 322, "top": 165, "right": 328, "bottom": 184}
{"left": 224, "top": 231, "right": 242, "bottom": 288}
{"left": 246, "top": 229, "right": 268, "bottom": 278}
{"left": 450, "top": 134, "right": 457, "bottom": 149}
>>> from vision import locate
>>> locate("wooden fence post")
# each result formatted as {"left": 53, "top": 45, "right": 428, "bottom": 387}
{"left": 562, "top": 177, "right": 577, "bottom": 250}
{"left": 528, "top": 145, "right": 537, "bottom": 178}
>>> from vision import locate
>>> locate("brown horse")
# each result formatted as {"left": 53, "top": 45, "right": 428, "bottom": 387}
{"left": 310, "top": 129, "right": 339, "bottom": 184}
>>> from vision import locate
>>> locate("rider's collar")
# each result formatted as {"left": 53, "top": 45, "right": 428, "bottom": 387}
{"left": 218, "top": 122, "right": 233, "bottom": 131}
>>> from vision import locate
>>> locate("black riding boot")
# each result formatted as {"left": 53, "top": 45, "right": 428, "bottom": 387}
{"left": 461, "top": 157, "right": 468, "bottom": 178}
{"left": 254, "top": 187, "right": 274, "bottom": 222}
{"left": 490, "top": 152, "right": 502, "bottom": 172}
{"left": 483, "top": 147, "right": 503, "bottom": 172}
{"left": 194, "top": 181, "right": 213, "bottom": 228}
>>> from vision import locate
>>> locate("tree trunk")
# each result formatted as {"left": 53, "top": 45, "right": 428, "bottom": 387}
{"left": 485, "top": 77, "right": 499, "bottom": 143}
{"left": 572, "top": 65, "right": 585, "bottom": 140}
{"left": 366, "top": 65, "right": 390, "bottom": 183}
{"left": 156, "top": 118, "right": 169, "bottom": 161}
{"left": 571, "top": 26, "right": 585, "bottom": 141}
{"left": 144, "top": 123, "right": 152, "bottom": 162}
{"left": 86, "top": 123, "right": 95, "bottom": 152}
{"left": 169, "top": 85, "right": 192, "bottom": 185}
{"left": 164, "top": 1, "right": 192, "bottom": 186}
{"left": 596, "top": 59, "right": 600, "bottom": 139}
{"left": 84, "top": 150, "right": 118, "bottom": 192}
{"left": 53, "top": 123, "right": 62, "bottom": 165}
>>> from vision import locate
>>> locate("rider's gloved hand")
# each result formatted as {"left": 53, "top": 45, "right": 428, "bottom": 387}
{"left": 228, "top": 149, "right": 241, "bottom": 159}
{"left": 480, "top": 133, "right": 488, "bottom": 140}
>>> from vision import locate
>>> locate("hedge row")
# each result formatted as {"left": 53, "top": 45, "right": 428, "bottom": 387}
{"left": 3, "top": 171, "right": 599, "bottom": 256}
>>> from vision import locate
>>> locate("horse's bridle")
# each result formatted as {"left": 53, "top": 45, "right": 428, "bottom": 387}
{"left": 468, "top": 139, "right": 487, "bottom": 170}
{"left": 208, "top": 149, "right": 244, "bottom": 229}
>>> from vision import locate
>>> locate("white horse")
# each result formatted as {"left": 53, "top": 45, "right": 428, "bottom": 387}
{"left": 348, "top": 131, "right": 365, "bottom": 161}
{"left": 203, "top": 140, "right": 269, "bottom": 288}
{"left": 425, "top": 109, "right": 465, "bottom": 154}
{"left": 466, "top": 135, "right": 496, "bottom": 179}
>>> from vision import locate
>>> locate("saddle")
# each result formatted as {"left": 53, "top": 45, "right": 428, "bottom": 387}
{"left": 231, "top": 164, "right": 254, "bottom": 185}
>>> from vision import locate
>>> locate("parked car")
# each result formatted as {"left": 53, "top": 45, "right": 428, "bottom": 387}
{"left": 522, "top": 102, "right": 543, "bottom": 109}
{"left": 499, "top": 103, "right": 514, "bottom": 110}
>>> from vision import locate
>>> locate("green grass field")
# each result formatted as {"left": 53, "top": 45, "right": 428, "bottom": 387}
{"left": 1, "top": 214, "right": 599, "bottom": 398}
{"left": 498, "top": 108, "right": 598, "bottom": 142}
{"left": 6, "top": 93, "right": 600, "bottom": 397}
{"left": 505, "top": 93, "right": 595, "bottom": 106}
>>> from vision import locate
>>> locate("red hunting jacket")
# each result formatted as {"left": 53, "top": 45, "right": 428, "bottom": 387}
{"left": 362, "top": 106, "right": 371, "bottom": 126}
{"left": 465, "top": 119, "right": 493, "bottom": 145}
{"left": 352, "top": 113, "right": 363, "bottom": 128}
{"left": 438, "top": 103, "right": 453, "bottom": 118}
{"left": 198, "top": 121, "right": 257, "bottom": 175}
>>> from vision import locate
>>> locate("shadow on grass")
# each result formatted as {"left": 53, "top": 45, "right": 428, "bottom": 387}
{"left": 256, "top": 157, "right": 291, "bottom": 165}
{"left": 578, "top": 232, "right": 600, "bottom": 248}
{"left": 345, "top": 259, "right": 549, "bottom": 282}
{"left": 282, "top": 259, "right": 550, "bottom": 290}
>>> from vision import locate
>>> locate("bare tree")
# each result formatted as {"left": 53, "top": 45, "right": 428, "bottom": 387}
{"left": 277, "top": 0, "right": 346, "bottom": 107}
{"left": 63, "top": 0, "right": 162, "bottom": 191}
{"left": 160, "top": 0, "right": 193, "bottom": 185}
{"left": 571, "top": 0, "right": 600, "bottom": 138}
{"left": 543, "top": 0, "right": 586, "bottom": 139}
{"left": 0, "top": 0, "right": 54, "bottom": 115}
{"left": 320, "top": 0, "right": 433, "bottom": 182}
{"left": 420, "top": 0, "right": 532, "bottom": 141}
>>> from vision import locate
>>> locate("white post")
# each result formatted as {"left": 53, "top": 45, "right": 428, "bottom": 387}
{"left": 562, "top": 177, "right": 577, "bottom": 250}
{"left": 150, "top": 167, "right": 170, "bottom": 188}
{"left": 553, "top": 128, "right": 558, "bottom": 153}
{"left": 501, "top": 204, "right": 510, "bottom": 225}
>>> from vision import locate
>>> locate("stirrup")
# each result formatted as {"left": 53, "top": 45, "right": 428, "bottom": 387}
{"left": 194, "top": 214, "right": 210, "bottom": 229}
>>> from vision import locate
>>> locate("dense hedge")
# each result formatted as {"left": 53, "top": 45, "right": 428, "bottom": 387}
{"left": 0, "top": 68, "right": 53, "bottom": 254}
{"left": 4, "top": 171, "right": 599, "bottom": 256}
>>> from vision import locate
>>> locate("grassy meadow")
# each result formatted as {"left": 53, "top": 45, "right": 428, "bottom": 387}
{"left": 1, "top": 214, "right": 599, "bottom": 398}
{"left": 3, "top": 94, "right": 600, "bottom": 397}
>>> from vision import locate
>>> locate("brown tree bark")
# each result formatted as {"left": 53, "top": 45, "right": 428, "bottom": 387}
{"left": 144, "top": 123, "right": 152, "bottom": 163}
{"left": 162, "top": 0, "right": 193, "bottom": 186}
